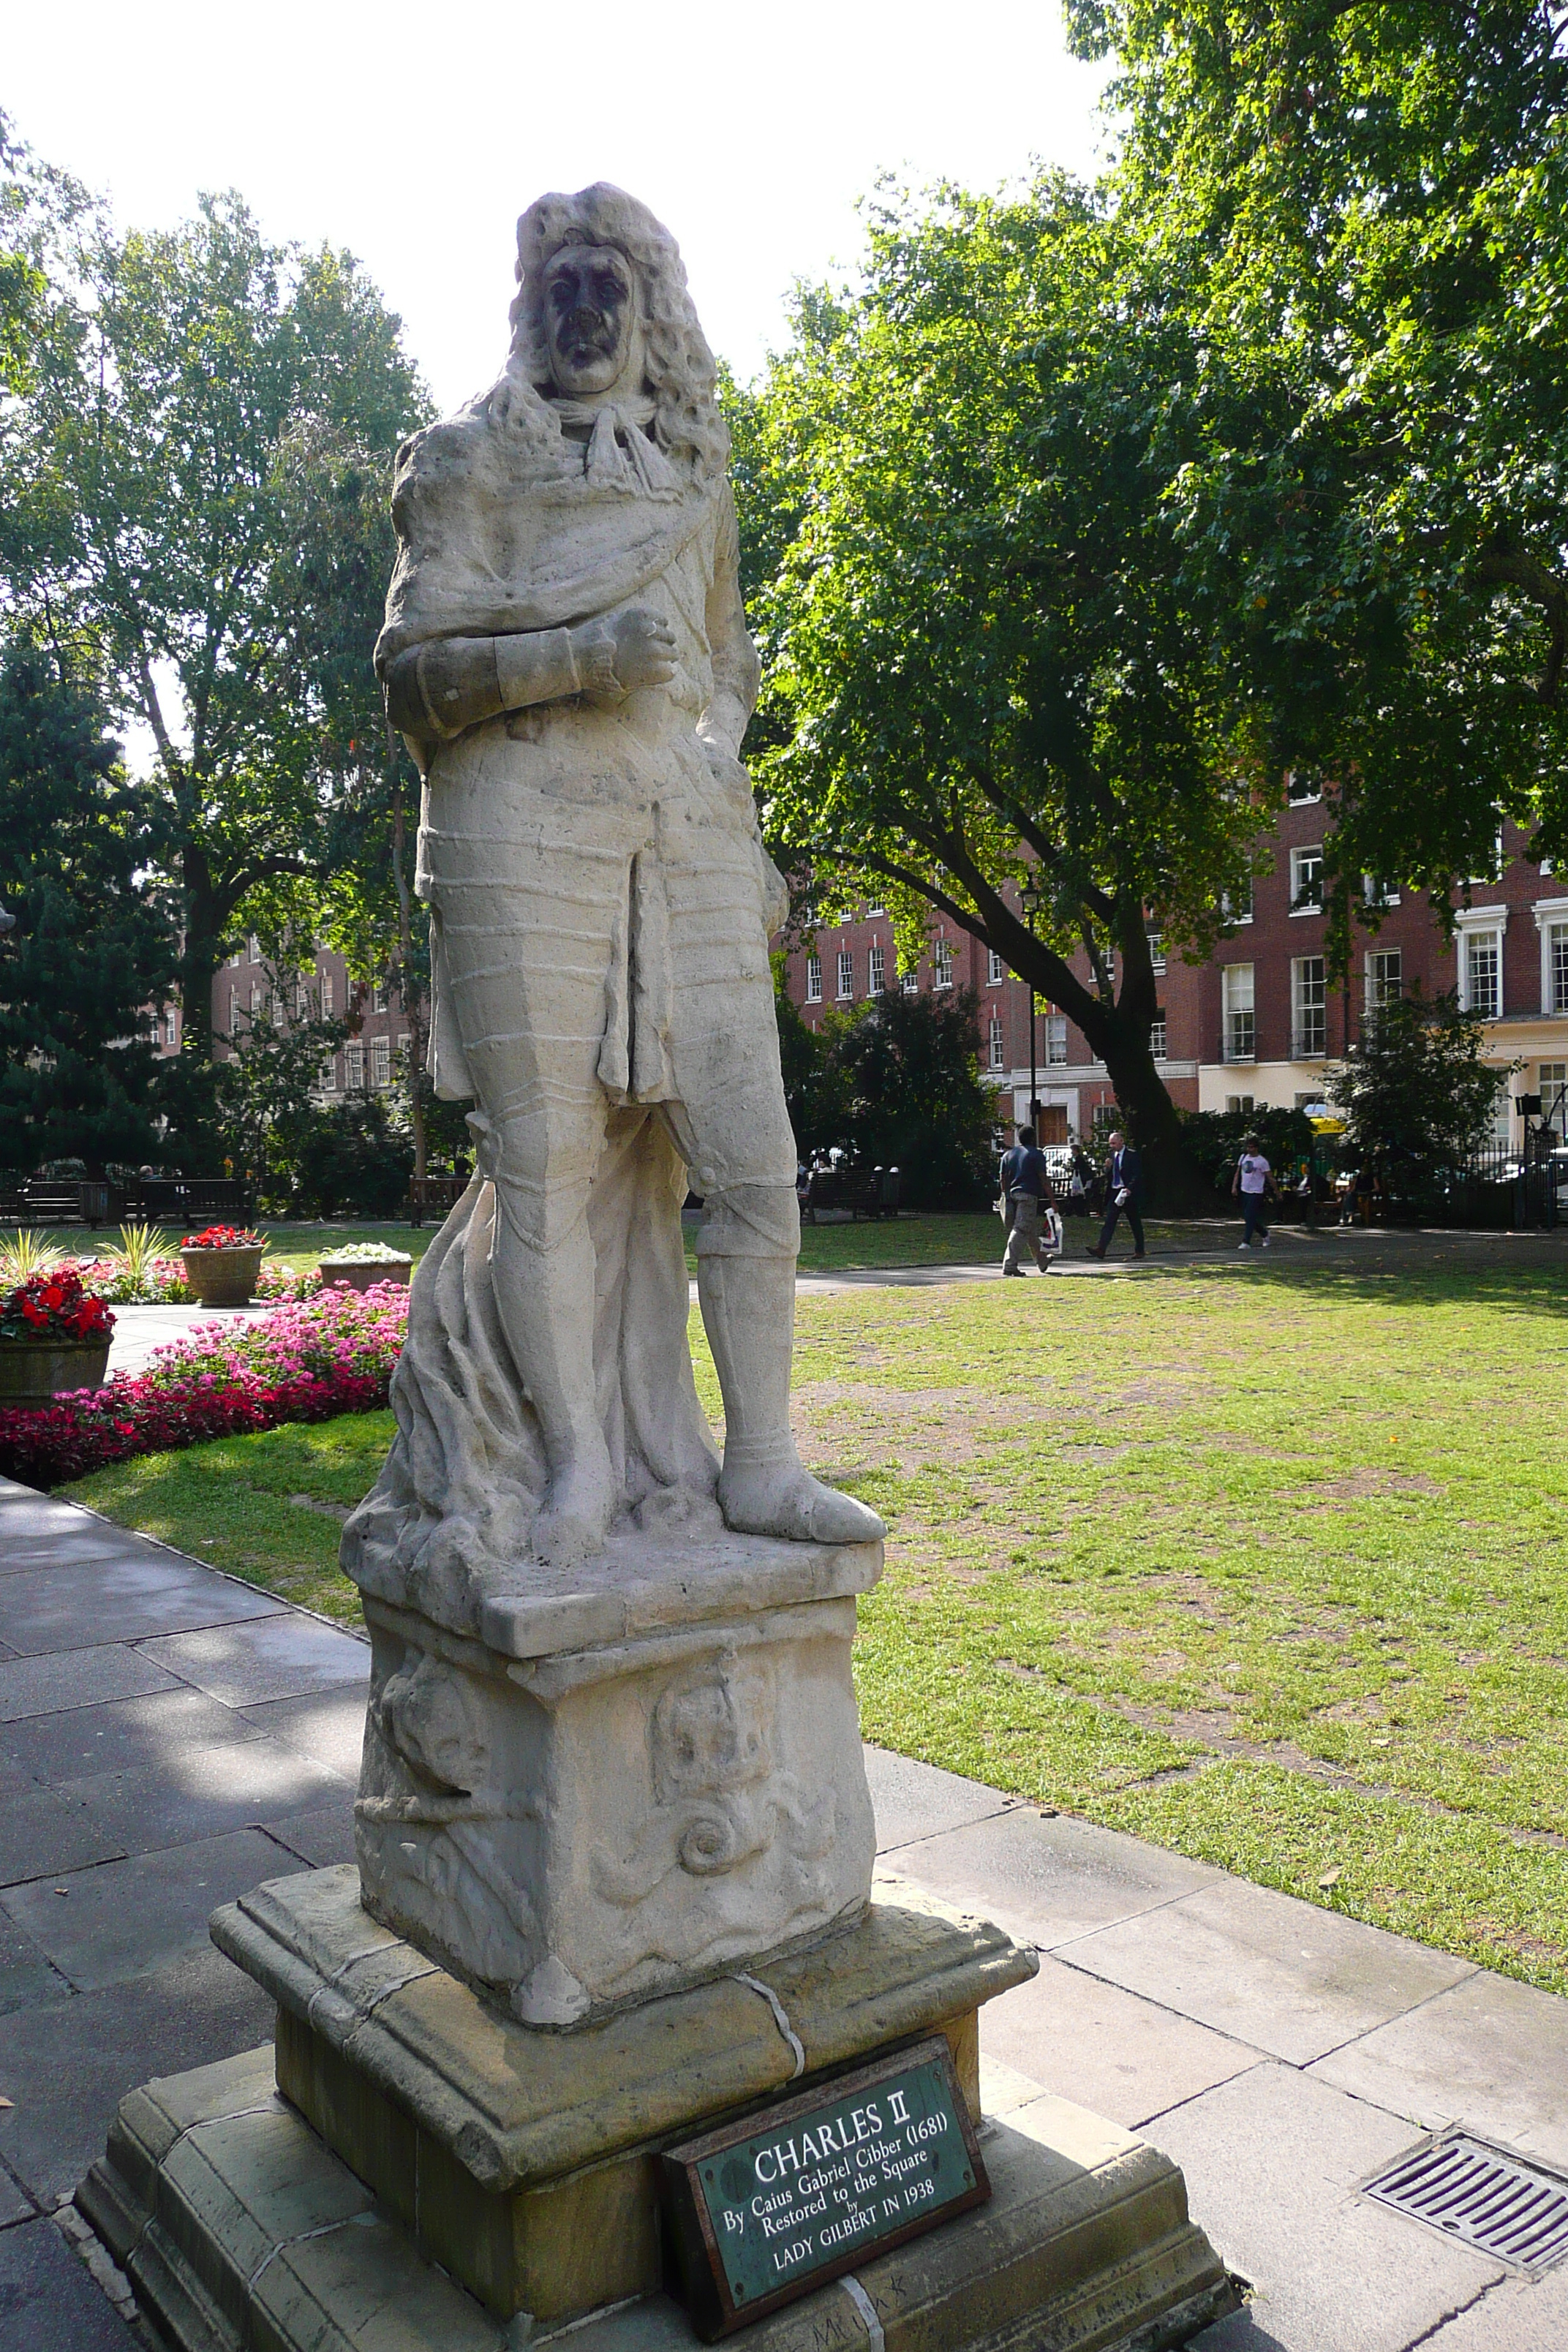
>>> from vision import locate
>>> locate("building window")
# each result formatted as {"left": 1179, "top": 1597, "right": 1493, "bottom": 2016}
{"left": 1045, "top": 1012, "right": 1067, "bottom": 1066}
{"left": 271, "top": 989, "right": 284, "bottom": 1023}
{"left": 1147, "top": 932, "right": 1166, "bottom": 975}
{"left": 248, "top": 935, "right": 260, "bottom": 962}
{"left": 250, "top": 981, "right": 263, "bottom": 1014}
{"left": 989, "top": 1015, "right": 1005, "bottom": 1069}
{"left": 1463, "top": 928, "right": 1502, "bottom": 1018}
{"left": 1363, "top": 873, "right": 1400, "bottom": 908}
{"left": 900, "top": 967, "right": 919, "bottom": 996}
{"left": 397, "top": 1033, "right": 411, "bottom": 1071}
{"left": 320, "top": 1054, "right": 339, "bottom": 1094}
{"left": 165, "top": 1009, "right": 177, "bottom": 1046}
{"left": 987, "top": 947, "right": 1005, "bottom": 987}
{"left": 933, "top": 939, "right": 953, "bottom": 990}
{"left": 1545, "top": 921, "right": 1568, "bottom": 1016}
{"left": 372, "top": 980, "right": 390, "bottom": 1014}
{"left": 1366, "top": 949, "right": 1403, "bottom": 1013}
{"left": 1221, "top": 878, "right": 1254, "bottom": 927}
{"left": 227, "top": 988, "right": 238, "bottom": 1037}
{"left": 1222, "top": 964, "right": 1256, "bottom": 1062}
{"left": 867, "top": 941, "right": 885, "bottom": 995}
{"left": 1290, "top": 845, "right": 1324, "bottom": 914}
{"left": 321, "top": 974, "right": 334, "bottom": 1019}
{"left": 346, "top": 1041, "right": 365, "bottom": 1090}
{"left": 371, "top": 1036, "right": 391, "bottom": 1088}
{"left": 836, "top": 949, "right": 853, "bottom": 1000}
{"left": 1292, "top": 955, "right": 1327, "bottom": 1059}
{"left": 1150, "top": 1014, "right": 1167, "bottom": 1061}
{"left": 1539, "top": 1062, "right": 1568, "bottom": 1133}
{"left": 865, "top": 901, "right": 886, "bottom": 917}
{"left": 805, "top": 953, "right": 821, "bottom": 1003}
{"left": 1286, "top": 772, "right": 1322, "bottom": 804}
{"left": 1469, "top": 827, "right": 1505, "bottom": 886}
{"left": 1226, "top": 1093, "right": 1256, "bottom": 1115}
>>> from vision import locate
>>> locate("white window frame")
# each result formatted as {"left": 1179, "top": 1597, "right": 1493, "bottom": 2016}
{"left": 165, "top": 1009, "right": 177, "bottom": 1046}
{"left": 900, "top": 967, "right": 918, "bottom": 997}
{"left": 864, "top": 901, "right": 886, "bottom": 918}
{"left": 1222, "top": 963, "right": 1256, "bottom": 1063}
{"left": 1531, "top": 898, "right": 1568, "bottom": 1015}
{"left": 988, "top": 1015, "right": 1005, "bottom": 1070}
{"left": 1150, "top": 1013, "right": 1168, "bottom": 1062}
{"left": 1221, "top": 878, "right": 1254, "bottom": 927}
{"left": 987, "top": 947, "right": 1005, "bottom": 987}
{"left": 1146, "top": 932, "right": 1166, "bottom": 975}
{"left": 1455, "top": 906, "right": 1507, "bottom": 1017}
{"left": 1286, "top": 772, "right": 1322, "bottom": 805}
{"left": 1290, "top": 845, "right": 1324, "bottom": 916}
{"left": 1365, "top": 948, "right": 1403, "bottom": 1014}
{"left": 804, "top": 953, "right": 821, "bottom": 1003}
{"left": 1362, "top": 873, "right": 1400, "bottom": 908}
{"left": 1044, "top": 1011, "right": 1068, "bottom": 1066}
{"left": 320, "top": 1052, "right": 339, "bottom": 1093}
{"left": 1539, "top": 1060, "right": 1567, "bottom": 1132}
{"left": 1292, "top": 954, "right": 1327, "bottom": 1060}
{"left": 836, "top": 949, "right": 853, "bottom": 1000}
{"left": 321, "top": 974, "right": 334, "bottom": 1020}
{"left": 867, "top": 941, "right": 886, "bottom": 995}
{"left": 371, "top": 1035, "right": 392, "bottom": 1088}
{"left": 345, "top": 1041, "right": 365, "bottom": 1090}
{"left": 932, "top": 939, "right": 953, "bottom": 990}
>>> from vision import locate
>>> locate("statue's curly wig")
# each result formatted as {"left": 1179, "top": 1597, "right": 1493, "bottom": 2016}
{"left": 507, "top": 184, "right": 728, "bottom": 482}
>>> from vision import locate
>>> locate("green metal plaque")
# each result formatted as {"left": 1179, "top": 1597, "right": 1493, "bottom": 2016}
{"left": 660, "top": 2035, "right": 989, "bottom": 2340}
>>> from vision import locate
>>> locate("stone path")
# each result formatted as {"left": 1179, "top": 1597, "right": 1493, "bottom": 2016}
{"left": 0, "top": 1473, "right": 1563, "bottom": 2348}
{"left": 106, "top": 1302, "right": 269, "bottom": 1381}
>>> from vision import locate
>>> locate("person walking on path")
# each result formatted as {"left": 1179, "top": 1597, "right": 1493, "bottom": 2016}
{"left": 1086, "top": 1129, "right": 1145, "bottom": 1260}
{"left": 1232, "top": 1134, "right": 1278, "bottom": 1248}
{"left": 998, "top": 1124, "right": 1058, "bottom": 1276}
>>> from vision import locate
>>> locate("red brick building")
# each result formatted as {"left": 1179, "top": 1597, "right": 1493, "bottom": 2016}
{"left": 779, "top": 799, "right": 1568, "bottom": 1147}
{"left": 155, "top": 938, "right": 414, "bottom": 1100}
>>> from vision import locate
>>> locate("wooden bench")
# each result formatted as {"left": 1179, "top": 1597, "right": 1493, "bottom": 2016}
{"left": 799, "top": 1165, "right": 902, "bottom": 1224}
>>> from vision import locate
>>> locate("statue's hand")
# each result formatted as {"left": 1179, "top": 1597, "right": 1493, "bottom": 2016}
{"left": 572, "top": 608, "right": 677, "bottom": 704}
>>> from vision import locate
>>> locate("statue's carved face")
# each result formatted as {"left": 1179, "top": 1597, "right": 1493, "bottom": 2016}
{"left": 541, "top": 243, "right": 638, "bottom": 398}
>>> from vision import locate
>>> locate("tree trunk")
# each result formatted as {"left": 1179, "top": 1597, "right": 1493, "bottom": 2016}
{"left": 388, "top": 745, "right": 428, "bottom": 1183}
{"left": 178, "top": 847, "right": 225, "bottom": 1060}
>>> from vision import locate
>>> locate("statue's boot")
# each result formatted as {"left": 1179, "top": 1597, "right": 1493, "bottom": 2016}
{"left": 698, "top": 1253, "right": 886, "bottom": 1545}
{"left": 491, "top": 1196, "right": 616, "bottom": 1569}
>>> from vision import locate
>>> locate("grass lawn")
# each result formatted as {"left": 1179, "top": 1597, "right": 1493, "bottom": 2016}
{"left": 64, "top": 1251, "right": 1568, "bottom": 1994}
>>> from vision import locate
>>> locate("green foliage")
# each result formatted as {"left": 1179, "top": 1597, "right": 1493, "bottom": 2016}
{"left": 741, "top": 179, "right": 1259, "bottom": 1192}
{"left": 289, "top": 1096, "right": 413, "bottom": 1221}
{"left": 214, "top": 991, "right": 347, "bottom": 1207}
{"left": 1327, "top": 988, "right": 1507, "bottom": 1167}
{"left": 0, "top": 150, "right": 431, "bottom": 1048}
{"left": 1076, "top": 0, "right": 1568, "bottom": 938}
{"left": 0, "top": 640, "right": 178, "bottom": 1173}
{"left": 783, "top": 984, "right": 996, "bottom": 1208}
{"left": 1178, "top": 1104, "right": 1315, "bottom": 1196}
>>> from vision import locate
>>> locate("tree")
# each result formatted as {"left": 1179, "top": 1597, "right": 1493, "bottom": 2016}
{"left": 747, "top": 181, "right": 1259, "bottom": 1200}
{"left": 213, "top": 987, "right": 347, "bottom": 1210}
{"left": 0, "top": 638, "right": 178, "bottom": 1172}
{"left": 1068, "top": 0, "right": 1568, "bottom": 946}
{"left": 1327, "top": 987, "right": 1507, "bottom": 1169}
{"left": 0, "top": 165, "right": 430, "bottom": 1074}
{"left": 780, "top": 979, "right": 998, "bottom": 1207}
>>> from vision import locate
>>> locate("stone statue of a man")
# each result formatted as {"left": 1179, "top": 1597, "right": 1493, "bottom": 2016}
{"left": 346, "top": 185, "right": 881, "bottom": 1611}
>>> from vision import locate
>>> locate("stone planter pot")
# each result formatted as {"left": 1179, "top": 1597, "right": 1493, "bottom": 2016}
{"left": 180, "top": 1246, "right": 266, "bottom": 1308}
{"left": 317, "top": 1257, "right": 412, "bottom": 1295}
{"left": 0, "top": 1339, "right": 113, "bottom": 1406}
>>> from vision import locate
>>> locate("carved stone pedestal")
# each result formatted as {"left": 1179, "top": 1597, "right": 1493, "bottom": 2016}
{"left": 353, "top": 1530, "right": 883, "bottom": 2026}
{"left": 79, "top": 1867, "right": 1239, "bottom": 2351}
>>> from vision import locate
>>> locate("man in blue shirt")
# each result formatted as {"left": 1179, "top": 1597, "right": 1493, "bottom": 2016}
{"left": 1086, "top": 1129, "right": 1145, "bottom": 1260}
{"left": 998, "top": 1124, "right": 1057, "bottom": 1275}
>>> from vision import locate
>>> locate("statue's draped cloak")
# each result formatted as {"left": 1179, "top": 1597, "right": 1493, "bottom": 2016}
{"left": 346, "top": 385, "right": 739, "bottom": 1629}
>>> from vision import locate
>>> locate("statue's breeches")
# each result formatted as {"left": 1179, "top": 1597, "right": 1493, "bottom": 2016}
{"left": 419, "top": 719, "right": 797, "bottom": 1259}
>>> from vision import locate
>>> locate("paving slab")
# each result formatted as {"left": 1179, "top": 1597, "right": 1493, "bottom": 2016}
{"left": 241, "top": 1685, "right": 368, "bottom": 1780}
{"left": 135, "top": 1613, "right": 369, "bottom": 1706}
{"left": 0, "top": 1824, "right": 306, "bottom": 1993}
{"left": 979, "top": 1948, "right": 1262, "bottom": 2130}
{"left": 1310, "top": 1966, "right": 1568, "bottom": 2174}
{"left": 1414, "top": 2265, "right": 1568, "bottom": 2348}
{"left": 0, "top": 2215, "right": 133, "bottom": 2347}
{"left": 883, "top": 1802, "right": 1221, "bottom": 1948}
{"left": 61, "top": 1738, "right": 350, "bottom": 1858}
{"left": 0, "top": 1942, "right": 274, "bottom": 2207}
{"left": 0, "top": 1526, "right": 180, "bottom": 1575}
{"left": 1066, "top": 1874, "right": 1475, "bottom": 2065}
{"left": 0, "top": 1915, "right": 69, "bottom": 2021}
{"left": 0, "top": 1643, "right": 178, "bottom": 1725}
{"left": 259, "top": 1801, "right": 355, "bottom": 1869}
{"left": 0, "top": 1685, "right": 263, "bottom": 1784}
{"left": 1156, "top": 2064, "right": 1502, "bottom": 2352}
{"left": 864, "top": 1744, "right": 1013, "bottom": 1850}
{"left": 0, "top": 1786, "right": 125, "bottom": 1888}
{"left": 0, "top": 1555, "right": 282, "bottom": 1655}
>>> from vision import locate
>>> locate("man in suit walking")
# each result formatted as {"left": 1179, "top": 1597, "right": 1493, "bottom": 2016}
{"left": 1086, "top": 1129, "right": 1145, "bottom": 1260}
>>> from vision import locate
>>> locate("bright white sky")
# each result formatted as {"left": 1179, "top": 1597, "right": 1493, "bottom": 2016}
{"left": 5, "top": 0, "right": 1112, "bottom": 412}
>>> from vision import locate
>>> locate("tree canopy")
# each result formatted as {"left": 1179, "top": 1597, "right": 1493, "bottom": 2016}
{"left": 0, "top": 141, "right": 430, "bottom": 1075}
{"left": 744, "top": 181, "right": 1259, "bottom": 1191}
{"left": 0, "top": 639, "right": 178, "bottom": 1173}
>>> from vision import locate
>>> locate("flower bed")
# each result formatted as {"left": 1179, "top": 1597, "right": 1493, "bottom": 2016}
{"left": 0, "top": 1280, "right": 406, "bottom": 1489}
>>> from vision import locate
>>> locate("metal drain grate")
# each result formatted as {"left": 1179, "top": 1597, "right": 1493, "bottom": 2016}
{"left": 1365, "top": 2136, "right": 1568, "bottom": 2272}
